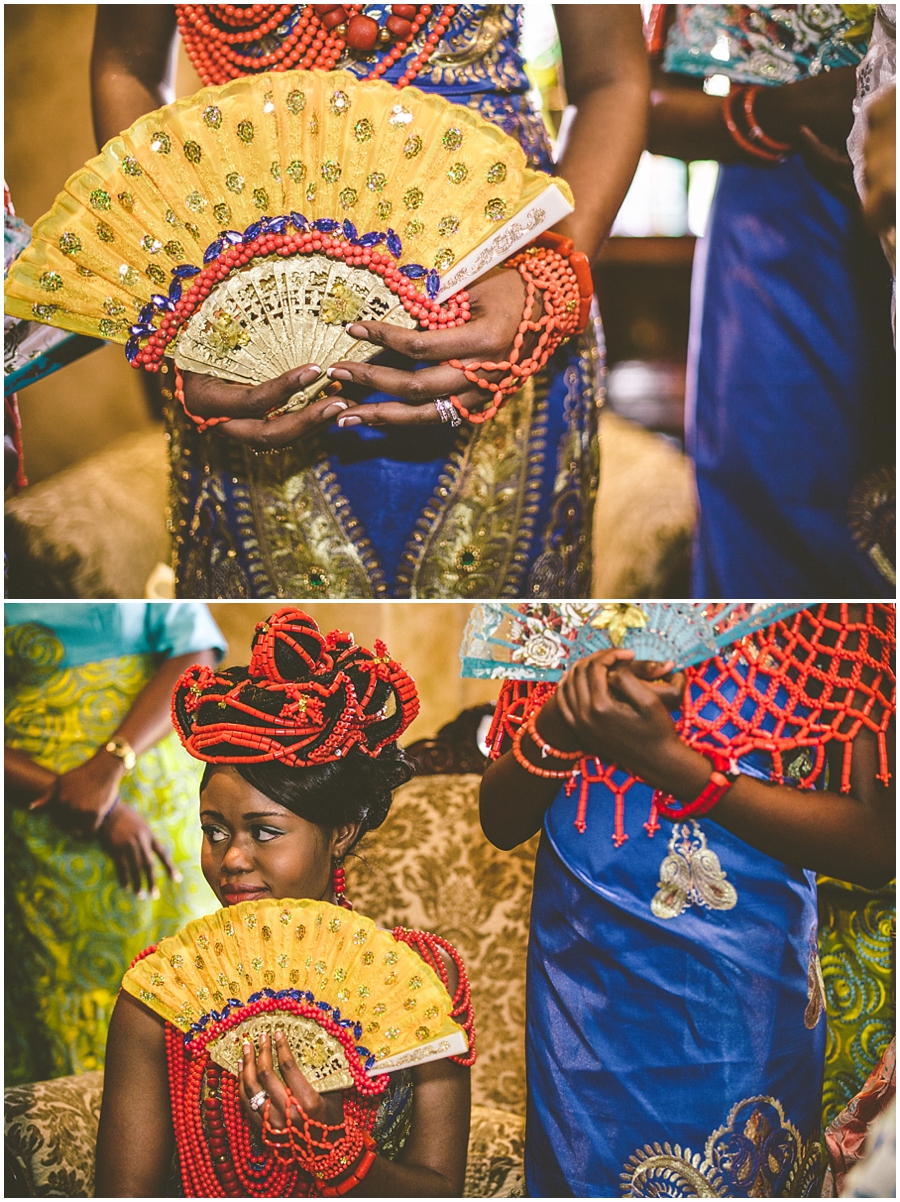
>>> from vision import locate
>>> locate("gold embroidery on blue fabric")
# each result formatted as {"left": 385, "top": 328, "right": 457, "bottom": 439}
{"left": 621, "top": 1096, "right": 821, "bottom": 1198}
{"left": 393, "top": 373, "right": 547, "bottom": 598}
{"left": 804, "top": 932, "right": 826, "bottom": 1030}
{"left": 526, "top": 329, "right": 601, "bottom": 596}
{"left": 650, "top": 822, "right": 738, "bottom": 921}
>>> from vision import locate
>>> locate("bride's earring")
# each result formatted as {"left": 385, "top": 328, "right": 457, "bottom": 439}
{"left": 333, "top": 858, "right": 353, "bottom": 910}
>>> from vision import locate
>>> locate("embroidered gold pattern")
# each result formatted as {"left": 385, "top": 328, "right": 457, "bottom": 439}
{"left": 650, "top": 822, "right": 738, "bottom": 921}
{"left": 621, "top": 1096, "right": 821, "bottom": 1197}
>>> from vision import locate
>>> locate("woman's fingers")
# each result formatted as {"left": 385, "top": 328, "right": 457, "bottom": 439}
{"left": 327, "top": 359, "right": 469, "bottom": 402}
{"left": 337, "top": 399, "right": 445, "bottom": 428}
{"left": 608, "top": 665, "right": 662, "bottom": 715}
{"left": 344, "top": 315, "right": 499, "bottom": 363}
{"left": 219, "top": 394, "right": 358, "bottom": 450}
{"left": 273, "top": 1031, "right": 321, "bottom": 1114}
{"left": 123, "top": 841, "right": 143, "bottom": 894}
{"left": 109, "top": 846, "right": 129, "bottom": 891}
{"left": 181, "top": 364, "right": 325, "bottom": 419}
{"left": 150, "top": 833, "right": 177, "bottom": 880}
{"left": 136, "top": 831, "right": 157, "bottom": 897}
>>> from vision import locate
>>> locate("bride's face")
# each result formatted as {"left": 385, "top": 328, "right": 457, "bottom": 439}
{"left": 199, "top": 765, "right": 335, "bottom": 907}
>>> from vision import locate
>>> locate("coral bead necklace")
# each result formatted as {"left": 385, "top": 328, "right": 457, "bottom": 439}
{"left": 177, "top": 4, "right": 458, "bottom": 87}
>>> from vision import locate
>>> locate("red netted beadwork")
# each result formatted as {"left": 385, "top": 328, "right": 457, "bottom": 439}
{"left": 489, "top": 604, "right": 895, "bottom": 846}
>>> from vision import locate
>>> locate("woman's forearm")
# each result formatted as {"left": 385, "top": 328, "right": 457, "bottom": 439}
{"left": 633, "top": 728, "right": 895, "bottom": 889}
{"left": 479, "top": 694, "right": 581, "bottom": 850}
{"left": 4, "top": 748, "right": 57, "bottom": 806}
{"left": 554, "top": 5, "right": 650, "bottom": 260}
{"left": 648, "top": 75, "right": 739, "bottom": 162}
{"left": 91, "top": 5, "right": 179, "bottom": 148}
{"left": 113, "top": 648, "right": 218, "bottom": 759}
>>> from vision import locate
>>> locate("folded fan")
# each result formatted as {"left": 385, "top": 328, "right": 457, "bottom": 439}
{"left": 459, "top": 602, "right": 809, "bottom": 681}
{"left": 4, "top": 69, "right": 573, "bottom": 411}
{"left": 122, "top": 898, "right": 467, "bottom": 1092}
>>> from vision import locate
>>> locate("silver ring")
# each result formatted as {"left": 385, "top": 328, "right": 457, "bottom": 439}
{"left": 434, "top": 396, "right": 462, "bottom": 427}
{"left": 249, "top": 1090, "right": 268, "bottom": 1111}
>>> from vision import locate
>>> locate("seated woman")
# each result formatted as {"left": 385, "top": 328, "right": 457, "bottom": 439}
{"left": 480, "top": 603, "right": 894, "bottom": 1197}
{"left": 95, "top": 608, "right": 474, "bottom": 1197}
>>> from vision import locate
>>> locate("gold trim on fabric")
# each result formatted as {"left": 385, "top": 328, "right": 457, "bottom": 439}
{"left": 621, "top": 1096, "right": 821, "bottom": 1198}
{"left": 394, "top": 373, "right": 548, "bottom": 597}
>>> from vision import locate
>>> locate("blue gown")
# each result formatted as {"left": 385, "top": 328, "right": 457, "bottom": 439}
{"left": 171, "top": 6, "right": 602, "bottom": 598}
{"left": 524, "top": 664, "right": 826, "bottom": 1197}
{"left": 663, "top": 4, "right": 894, "bottom": 598}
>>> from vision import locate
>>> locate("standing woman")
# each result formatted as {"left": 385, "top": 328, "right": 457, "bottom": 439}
{"left": 4, "top": 602, "right": 225, "bottom": 1084}
{"left": 480, "top": 604, "right": 894, "bottom": 1196}
{"left": 647, "top": 6, "right": 895, "bottom": 597}
{"left": 89, "top": 6, "right": 649, "bottom": 598}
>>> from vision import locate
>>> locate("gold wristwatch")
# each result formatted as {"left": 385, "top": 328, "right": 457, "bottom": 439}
{"left": 104, "top": 736, "right": 137, "bottom": 772}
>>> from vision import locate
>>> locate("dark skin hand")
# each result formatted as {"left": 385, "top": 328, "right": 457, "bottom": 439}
{"left": 863, "top": 86, "right": 896, "bottom": 233}
{"left": 648, "top": 11, "right": 859, "bottom": 203}
{"left": 12, "top": 648, "right": 217, "bottom": 895}
{"left": 93, "top": 5, "right": 649, "bottom": 431}
{"left": 481, "top": 651, "right": 895, "bottom": 889}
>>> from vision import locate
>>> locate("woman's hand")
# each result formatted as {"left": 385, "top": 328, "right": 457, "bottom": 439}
{"left": 863, "top": 86, "right": 896, "bottom": 233}
{"left": 553, "top": 650, "right": 707, "bottom": 795}
{"left": 324, "top": 268, "right": 530, "bottom": 427}
{"left": 238, "top": 1030, "right": 345, "bottom": 1138}
{"left": 181, "top": 364, "right": 353, "bottom": 451}
{"left": 30, "top": 751, "right": 124, "bottom": 835}
{"left": 97, "top": 801, "right": 178, "bottom": 897}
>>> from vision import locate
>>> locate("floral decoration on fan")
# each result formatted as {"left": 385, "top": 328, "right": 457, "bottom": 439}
{"left": 459, "top": 602, "right": 809, "bottom": 681}
{"left": 4, "top": 69, "right": 574, "bottom": 415}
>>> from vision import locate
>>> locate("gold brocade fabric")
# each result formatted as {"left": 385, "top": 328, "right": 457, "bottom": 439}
{"left": 5, "top": 629, "right": 213, "bottom": 1084}
{"left": 168, "top": 327, "right": 602, "bottom": 598}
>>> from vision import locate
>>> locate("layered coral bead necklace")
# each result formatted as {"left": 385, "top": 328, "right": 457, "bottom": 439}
{"left": 177, "top": 4, "right": 458, "bottom": 86}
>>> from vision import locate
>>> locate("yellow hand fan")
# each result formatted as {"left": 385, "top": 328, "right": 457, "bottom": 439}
{"left": 4, "top": 69, "right": 573, "bottom": 411}
{"left": 122, "top": 898, "right": 468, "bottom": 1092}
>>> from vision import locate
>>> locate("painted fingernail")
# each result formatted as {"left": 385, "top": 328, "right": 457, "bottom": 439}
{"left": 347, "top": 324, "right": 368, "bottom": 339}
{"left": 243, "top": 1041, "right": 252, "bottom": 1054}
{"left": 323, "top": 400, "right": 349, "bottom": 418}
{"left": 174, "top": 870, "right": 183, "bottom": 883}
{"left": 151, "top": 887, "right": 161, "bottom": 900}
{"left": 137, "top": 889, "right": 148, "bottom": 901}
{"left": 275, "top": 1029, "right": 285, "bottom": 1041}
{"left": 327, "top": 367, "right": 352, "bottom": 380}
{"left": 337, "top": 415, "right": 362, "bottom": 427}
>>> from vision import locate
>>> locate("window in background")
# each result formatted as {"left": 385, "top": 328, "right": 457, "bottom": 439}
{"left": 520, "top": 6, "right": 719, "bottom": 238}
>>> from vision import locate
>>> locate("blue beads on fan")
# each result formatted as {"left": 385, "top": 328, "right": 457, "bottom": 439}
{"left": 386, "top": 228, "right": 402, "bottom": 258}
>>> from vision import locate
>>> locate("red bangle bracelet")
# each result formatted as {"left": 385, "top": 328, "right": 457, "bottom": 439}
{"left": 722, "top": 88, "right": 783, "bottom": 163}
{"left": 743, "top": 85, "right": 792, "bottom": 154}
{"left": 653, "top": 749, "right": 738, "bottom": 820}
{"left": 319, "top": 1146, "right": 378, "bottom": 1196}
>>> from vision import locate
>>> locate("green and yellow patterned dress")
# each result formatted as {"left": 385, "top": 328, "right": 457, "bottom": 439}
{"left": 818, "top": 876, "right": 895, "bottom": 1129}
{"left": 5, "top": 603, "right": 224, "bottom": 1084}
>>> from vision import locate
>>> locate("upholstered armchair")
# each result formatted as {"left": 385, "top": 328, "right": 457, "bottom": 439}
{"left": 5, "top": 707, "right": 538, "bottom": 1198}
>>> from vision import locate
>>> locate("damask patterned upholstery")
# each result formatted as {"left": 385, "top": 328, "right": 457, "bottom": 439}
{"left": 348, "top": 773, "right": 539, "bottom": 1116}
{"left": 4, "top": 774, "right": 536, "bottom": 1197}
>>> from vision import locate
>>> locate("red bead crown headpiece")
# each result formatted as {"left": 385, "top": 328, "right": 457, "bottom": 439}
{"left": 172, "top": 607, "right": 419, "bottom": 765}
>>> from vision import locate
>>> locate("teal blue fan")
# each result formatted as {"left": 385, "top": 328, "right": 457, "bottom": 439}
{"left": 459, "top": 603, "right": 809, "bottom": 682}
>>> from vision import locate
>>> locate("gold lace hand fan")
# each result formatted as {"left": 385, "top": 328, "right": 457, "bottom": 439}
{"left": 122, "top": 898, "right": 467, "bottom": 1092}
{"left": 4, "top": 69, "right": 573, "bottom": 412}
